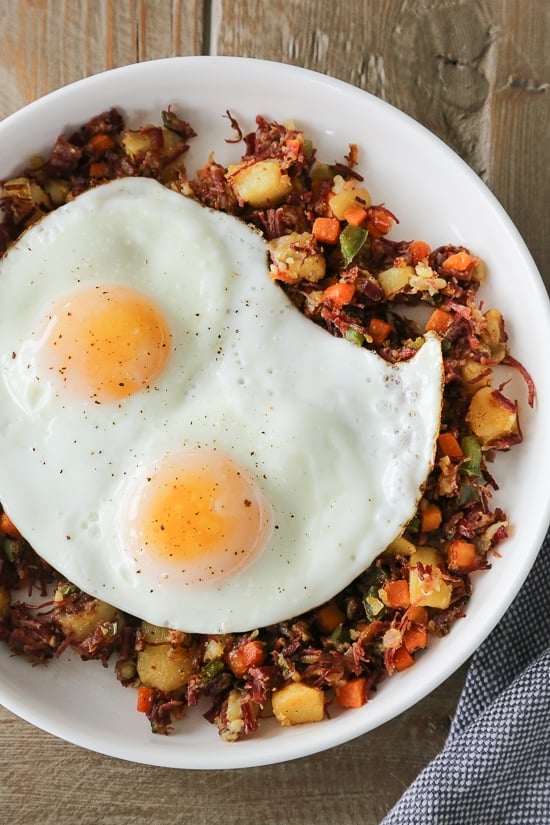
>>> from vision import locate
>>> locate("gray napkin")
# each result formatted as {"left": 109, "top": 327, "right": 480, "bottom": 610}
{"left": 381, "top": 528, "right": 550, "bottom": 825}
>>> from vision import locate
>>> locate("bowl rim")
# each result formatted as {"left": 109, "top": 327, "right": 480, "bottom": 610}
{"left": 1, "top": 55, "right": 549, "bottom": 769}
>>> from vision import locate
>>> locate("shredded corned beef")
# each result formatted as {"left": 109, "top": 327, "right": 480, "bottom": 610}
{"left": 0, "top": 107, "right": 534, "bottom": 741}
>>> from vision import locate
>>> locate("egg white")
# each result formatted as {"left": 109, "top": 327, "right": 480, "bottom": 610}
{"left": 0, "top": 177, "right": 443, "bottom": 632}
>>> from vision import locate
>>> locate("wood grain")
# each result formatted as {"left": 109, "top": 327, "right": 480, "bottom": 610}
{"left": 0, "top": 0, "right": 204, "bottom": 111}
{"left": 0, "top": 665, "right": 465, "bottom": 825}
{"left": 0, "top": 1, "right": 548, "bottom": 822}
{"left": 213, "top": 0, "right": 549, "bottom": 284}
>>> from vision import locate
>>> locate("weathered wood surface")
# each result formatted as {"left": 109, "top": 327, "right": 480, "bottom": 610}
{"left": 0, "top": 2, "right": 547, "bottom": 823}
{"left": 2, "top": 0, "right": 548, "bottom": 284}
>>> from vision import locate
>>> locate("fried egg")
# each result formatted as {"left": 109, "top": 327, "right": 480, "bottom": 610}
{"left": 0, "top": 177, "right": 443, "bottom": 633}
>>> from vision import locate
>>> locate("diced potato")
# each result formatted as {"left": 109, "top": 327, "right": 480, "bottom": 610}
{"left": 267, "top": 232, "right": 326, "bottom": 283}
{"left": 28, "top": 180, "right": 51, "bottom": 209}
{"left": 385, "top": 535, "right": 417, "bottom": 556}
{"left": 158, "top": 158, "right": 187, "bottom": 184}
{"left": 43, "top": 178, "right": 71, "bottom": 207}
{"left": 218, "top": 689, "right": 260, "bottom": 742}
{"left": 478, "top": 519, "right": 508, "bottom": 553}
{"left": 140, "top": 622, "right": 176, "bottom": 645}
{"left": 122, "top": 130, "right": 154, "bottom": 158}
{"left": 483, "top": 309, "right": 507, "bottom": 363}
{"left": 220, "top": 690, "right": 246, "bottom": 742}
{"left": 461, "top": 357, "right": 492, "bottom": 393}
{"left": 137, "top": 643, "right": 195, "bottom": 692}
{"left": 56, "top": 598, "right": 121, "bottom": 642}
{"left": 203, "top": 636, "right": 226, "bottom": 662}
{"left": 122, "top": 127, "right": 182, "bottom": 160}
{"left": 409, "top": 546, "right": 452, "bottom": 609}
{"left": 27, "top": 154, "right": 46, "bottom": 171}
{"left": 377, "top": 265, "right": 414, "bottom": 298}
{"left": 485, "top": 308, "right": 504, "bottom": 341}
{"left": 116, "top": 657, "right": 137, "bottom": 684}
{"left": 304, "top": 289, "right": 324, "bottom": 314}
{"left": 466, "top": 386, "right": 519, "bottom": 446}
{"left": 140, "top": 621, "right": 190, "bottom": 648}
{"left": 1, "top": 176, "right": 51, "bottom": 221}
{"left": 0, "top": 177, "right": 26, "bottom": 198}
{"left": 161, "top": 128, "right": 185, "bottom": 150}
{"left": 271, "top": 682, "right": 325, "bottom": 727}
{"left": 227, "top": 158, "right": 292, "bottom": 208}
{"left": 0, "top": 584, "right": 10, "bottom": 621}
{"left": 329, "top": 185, "right": 371, "bottom": 220}
{"left": 409, "top": 264, "right": 447, "bottom": 296}
{"left": 471, "top": 257, "right": 487, "bottom": 283}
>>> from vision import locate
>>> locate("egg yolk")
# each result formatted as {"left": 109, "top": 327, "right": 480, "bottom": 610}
{"left": 39, "top": 284, "right": 171, "bottom": 402}
{"left": 121, "top": 451, "right": 272, "bottom": 585}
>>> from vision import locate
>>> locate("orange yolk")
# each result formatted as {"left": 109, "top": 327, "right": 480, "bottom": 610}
{"left": 40, "top": 284, "right": 171, "bottom": 402}
{"left": 122, "top": 451, "right": 272, "bottom": 585}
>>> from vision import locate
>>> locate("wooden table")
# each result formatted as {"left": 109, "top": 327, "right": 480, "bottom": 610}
{"left": 0, "top": 2, "right": 547, "bottom": 823}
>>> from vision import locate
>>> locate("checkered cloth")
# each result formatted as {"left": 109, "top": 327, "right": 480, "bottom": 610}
{"left": 381, "top": 528, "right": 550, "bottom": 825}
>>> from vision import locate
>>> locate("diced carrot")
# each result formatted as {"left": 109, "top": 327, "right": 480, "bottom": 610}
{"left": 285, "top": 138, "right": 302, "bottom": 155}
{"left": 425, "top": 307, "right": 454, "bottom": 334}
{"left": 368, "top": 317, "right": 392, "bottom": 344}
{"left": 87, "top": 133, "right": 115, "bottom": 152}
{"left": 447, "top": 539, "right": 478, "bottom": 571}
{"left": 136, "top": 686, "right": 155, "bottom": 713}
{"left": 407, "top": 605, "right": 429, "bottom": 625}
{"left": 382, "top": 579, "right": 411, "bottom": 610}
{"left": 335, "top": 677, "right": 368, "bottom": 709}
{"left": 343, "top": 204, "right": 368, "bottom": 227}
{"left": 358, "top": 620, "right": 386, "bottom": 646}
{"left": 269, "top": 268, "right": 297, "bottom": 284}
{"left": 322, "top": 281, "right": 356, "bottom": 308}
{"left": 365, "top": 206, "right": 394, "bottom": 236}
{"left": 227, "top": 640, "right": 266, "bottom": 678}
{"left": 420, "top": 502, "right": 442, "bottom": 533}
{"left": 403, "top": 625, "right": 428, "bottom": 654}
{"left": 392, "top": 644, "right": 415, "bottom": 672}
{"left": 312, "top": 216, "right": 341, "bottom": 244}
{"left": 408, "top": 240, "right": 431, "bottom": 264}
{"left": 441, "top": 250, "right": 478, "bottom": 272}
{"left": 316, "top": 600, "right": 346, "bottom": 633}
{"left": 437, "top": 432, "right": 464, "bottom": 459}
{"left": 89, "top": 161, "right": 109, "bottom": 178}
{"left": 0, "top": 511, "right": 21, "bottom": 539}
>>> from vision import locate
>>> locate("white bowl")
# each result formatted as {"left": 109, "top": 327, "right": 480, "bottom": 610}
{"left": 1, "top": 57, "right": 549, "bottom": 769}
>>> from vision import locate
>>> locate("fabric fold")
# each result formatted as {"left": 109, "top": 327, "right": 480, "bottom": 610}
{"left": 381, "top": 530, "right": 550, "bottom": 825}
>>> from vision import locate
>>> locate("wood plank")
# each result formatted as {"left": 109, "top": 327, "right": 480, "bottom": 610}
{"left": 0, "top": 0, "right": 204, "bottom": 115}
{"left": 488, "top": 0, "right": 549, "bottom": 282}
{"left": 214, "top": 0, "right": 549, "bottom": 286}
{"left": 0, "top": 665, "right": 466, "bottom": 825}
{"left": 213, "top": 0, "right": 494, "bottom": 170}
{"left": 0, "top": 1, "right": 547, "bottom": 822}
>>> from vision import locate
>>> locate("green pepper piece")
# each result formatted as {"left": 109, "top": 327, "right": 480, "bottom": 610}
{"left": 459, "top": 483, "right": 480, "bottom": 504}
{"left": 3, "top": 537, "right": 18, "bottom": 563}
{"left": 200, "top": 659, "right": 225, "bottom": 682}
{"left": 302, "top": 138, "right": 314, "bottom": 159}
{"left": 461, "top": 435, "right": 482, "bottom": 476}
{"left": 58, "top": 582, "right": 79, "bottom": 598}
{"left": 340, "top": 224, "right": 368, "bottom": 267}
{"left": 329, "top": 623, "right": 345, "bottom": 642}
{"left": 362, "top": 585, "right": 385, "bottom": 620}
{"left": 407, "top": 515, "right": 421, "bottom": 534}
{"left": 344, "top": 328, "right": 365, "bottom": 347}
